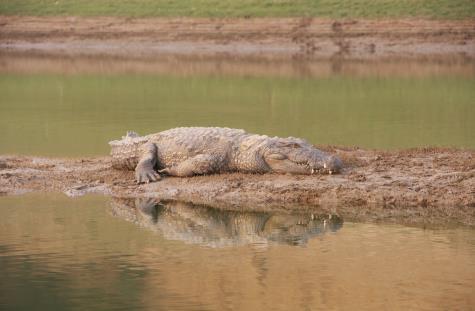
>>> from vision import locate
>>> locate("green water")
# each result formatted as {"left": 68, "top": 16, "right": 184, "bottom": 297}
{"left": 1, "top": 58, "right": 474, "bottom": 309}
{"left": 0, "top": 194, "right": 474, "bottom": 310}
{"left": 1, "top": 66, "right": 474, "bottom": 156}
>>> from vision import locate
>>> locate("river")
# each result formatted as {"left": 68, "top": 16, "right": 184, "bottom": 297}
{"left": 0, "top": 54, "right": 474, "bottom": 310}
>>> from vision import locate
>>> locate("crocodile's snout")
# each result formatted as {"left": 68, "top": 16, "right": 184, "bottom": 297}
{"left": 264, "top": 141, "right": 342, "bottom": 175}
{"left": 323, "top": 156, "right": 343, "bottom": 174}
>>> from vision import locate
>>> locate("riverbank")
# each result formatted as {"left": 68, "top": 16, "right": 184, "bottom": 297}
{"left": 1, "top": 147, "right": 474, "bottom": 227}
{"left": 1, "top": 16, "right": 474, "bottom": 59}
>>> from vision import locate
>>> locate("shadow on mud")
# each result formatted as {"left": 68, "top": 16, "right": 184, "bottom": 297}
{"left": 110, "top": 197, "right": 343, "bottom": 247}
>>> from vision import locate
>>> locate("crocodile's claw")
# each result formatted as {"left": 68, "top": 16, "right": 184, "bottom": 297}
{"left": 135, "top": 169, "right": 161, "bottom": 184}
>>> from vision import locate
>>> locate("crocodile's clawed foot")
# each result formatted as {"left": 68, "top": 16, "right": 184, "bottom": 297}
{"left": 136, "top": 170, "right": 161, "bottom": 184}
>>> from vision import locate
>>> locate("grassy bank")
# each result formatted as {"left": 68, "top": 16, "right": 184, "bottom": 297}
{"left": 0, "top": 0, "right": 474, "bottom": 19}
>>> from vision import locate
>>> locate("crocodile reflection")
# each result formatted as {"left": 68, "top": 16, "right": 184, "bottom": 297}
{"left": 110, "top": 198, "right": 343, "bottom": 247}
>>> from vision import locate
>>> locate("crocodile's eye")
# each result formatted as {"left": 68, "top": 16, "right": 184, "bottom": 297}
{"left": 267, "top": 153, "right": 287, "bottom": 160}
{"left": 287, "top": 143, "right": 301, "bottom": 148}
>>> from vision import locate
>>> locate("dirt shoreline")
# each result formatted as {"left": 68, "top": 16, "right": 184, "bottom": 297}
{"left": 1, "top": 148, "right": 474, "bottom": 227}
{"left": 1, "top": 16, "right": 474, "bottom": 59}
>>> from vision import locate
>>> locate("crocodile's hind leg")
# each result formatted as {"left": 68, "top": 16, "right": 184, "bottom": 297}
{"left": 135, "top": 143, "right": 161, "bottom": 183}
{"left": 159, "top": 154, "right": 226, "bottom": 177}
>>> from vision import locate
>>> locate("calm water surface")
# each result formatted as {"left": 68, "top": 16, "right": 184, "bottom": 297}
{"left": 0, "top": 194, "right": 474, "bottom": 310}
{"left": 1, "top": 56, "right": 474, "bottom": 310}
{"left": 0, "top": 56, "right": 474, "bottom": 155}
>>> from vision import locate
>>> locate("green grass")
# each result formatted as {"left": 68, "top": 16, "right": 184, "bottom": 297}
{"left": 0, "top": 0, "right": 474, "bottom": 19}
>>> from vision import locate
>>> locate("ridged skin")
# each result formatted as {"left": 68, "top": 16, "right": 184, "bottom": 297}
{"left": 109, "top": 127, "right": 342, "bottom": 180}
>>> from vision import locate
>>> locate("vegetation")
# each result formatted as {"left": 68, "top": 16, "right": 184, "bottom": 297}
{"left": 0, "top": 0, "right": 474, "bottom": 19}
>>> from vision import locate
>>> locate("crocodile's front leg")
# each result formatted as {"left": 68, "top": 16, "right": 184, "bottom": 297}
{"left": 135, "top": 143, "right": 161, "bottom": 183}
{"left": 159, "top": 154, "right": 226, "bottom": 177}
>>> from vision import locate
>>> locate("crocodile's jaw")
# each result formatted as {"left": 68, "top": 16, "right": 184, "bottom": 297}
{"left": 264, "top": 157, "right": 315, "bottom": 175}
{"left": 262, "top": 138, "right": 342, "bottom": 175}
{"left": 265, "top": 156, "right": 343, "bottom": 175}
{"left": 323, "top": 156, "right": 343, "bottom": 174}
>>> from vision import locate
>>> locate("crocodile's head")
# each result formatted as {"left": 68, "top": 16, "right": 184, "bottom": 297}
{"left": 263, "top": 138, "right": 342, "bottom": 175}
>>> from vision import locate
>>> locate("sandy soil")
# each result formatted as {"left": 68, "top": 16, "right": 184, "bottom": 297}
{"left": 1, "top": 16, "right": 474, "bottom": 59}
{"left": 1, "top": 147, "right": 474, "bottom": 227}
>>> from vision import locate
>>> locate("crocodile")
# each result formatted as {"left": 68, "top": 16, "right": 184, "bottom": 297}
{"left": 109, "top": 127, "right": 342, "bottom": 183}
{"left": 110, "top": 197, "right": 343, "bottom": 247}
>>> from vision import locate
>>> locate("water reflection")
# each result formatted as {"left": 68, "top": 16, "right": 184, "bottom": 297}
{"left": 110, "top": 197, "right": 343, "bottom": 247}
{"left": 1, "top": 54, "right": 474, "bottom": 156}
{"left": 1, "top": 194, "right": 474, "bottom": 310}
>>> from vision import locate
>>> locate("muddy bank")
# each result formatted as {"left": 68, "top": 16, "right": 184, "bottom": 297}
{"left": 1, "top": 147, "right": 474, "bottom": 226}
{"left": 1, "top": 16, "right": 474, "bottom": 59}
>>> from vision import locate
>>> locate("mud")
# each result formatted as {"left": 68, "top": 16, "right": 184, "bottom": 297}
{"left": 1, "top": 16, "right": 474, "bottom": 59}
{"left": 1, "top": 147, "right": 474, "bottom": 227}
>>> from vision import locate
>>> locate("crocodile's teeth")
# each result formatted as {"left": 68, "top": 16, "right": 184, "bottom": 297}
{"left": 329, "top": 170, "right": 333, "bottom": 175}
{"left": 323, "top": 163, "right": 327, "bottom": 169}
{"left": 311, "top": 168, "right": 315, "bottom": 174}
